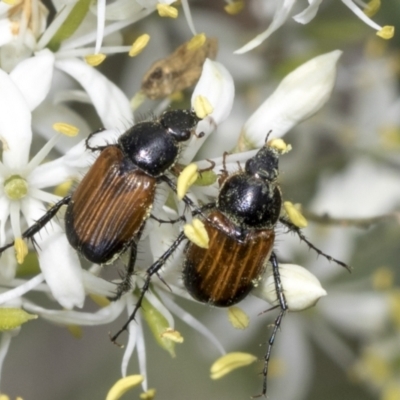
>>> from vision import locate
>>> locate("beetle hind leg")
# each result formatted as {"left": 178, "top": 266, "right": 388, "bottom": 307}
{"left": 110, "top": 231, "right": 187, "bottom": 345}
{"left": 255, "top": 252, "right": 288, "bottom": 398}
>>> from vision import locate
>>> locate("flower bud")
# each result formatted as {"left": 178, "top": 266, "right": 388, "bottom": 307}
{"left": 238, "top": 51, "right": 342, "bottom": 150}
{"left": 255, "top": 263, "right": 327, "bottom": 311}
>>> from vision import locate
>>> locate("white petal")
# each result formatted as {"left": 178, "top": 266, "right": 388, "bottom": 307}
{"left": 28, "top": 157, "right": 77, "bottom": 189}
{"left": 21, "top": 199, "right": 85, "bottom": 309}
{"left": 255, "top": 263, "right": 327, "bottom": 311}
{"left": 293, "top": 0, "right": 323, "bottom": 24}
{"left": 311, "top": 159, "right": 400, "bottom": 217}
{"left": 182, "top": 59, "right": 234, "bottom": 163}
{"left": 82, "top": 270, "right": 116, "bottom": 297}
{"left": 0, "top": 20, "right": 13, "bottom": 46}
{"left": 0, "top": 69, "right": 32, "bottom": 169}
{"left": 242, "top": 50, "right": 342, "bottom": 148}
{"left": 37, "top": 231, "right": 85, "bottom": 309}
{"left": 318, "top": 292, "right": 390, "bottom": 337}
{"left": 0, "top": 332, "right": 12, "bottom": 388}
{"left": 61, "top": 128, "right": 120, "bottom": 170}
{"left": 55, "top": 58, "right": 133, "bottom": 129}
{"left": 22, "top": 298, "right": 125, "bottom": 325}
{"left": 9, "top": 49, "right": 54, "bottom": 111}
{"left": 234, "top": 0, "right": 296, "bottom": 54}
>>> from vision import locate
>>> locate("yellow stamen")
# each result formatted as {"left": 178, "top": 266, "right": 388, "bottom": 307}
{"left": 210, "top": 352, "right": 257, "bottom": 379}
{"left": 389, "top": 290, "right": 400, "bottom": 329}
{"left": 177, "top": 163, "right": 199, "bottom": 200}
{"left": 140, "top": 389, "right": 156, "bottom": 400}
{"left": 84, "top": 53, "right": 106, "bottom": 66}
{"left": 371, "top": 267, "right": 394, "bottom": 290}
{"left": 160, "top": 328, "right": 184, "bottom": 343}
{"left": 187, "top": 33, "right": 207, "bottom": 51}
{"left": 228, "top": 306, "right": 249, "bottom": 329}
{"left": 224, "top": 1, "right": 244, "bottom": 15}
{"left": 283, "top": 202, "right": 308, "bottom": 228}
{"left": 14, "top": 238, "right": 28, "bottom": 264}
{"left": 156, "top": 4, "right": 178, "bottom": 18}
{"left": 129, "top": 34, "right": 150, "bottom": 57}
{"left": 0, "top": 308, "right": 37, "bottom": 331}
{"left": 52, "top": 123, "right": 79, "bottom": 137}
{"left": 130, "top": 91, "right": 146, "bottom": 111}
{"left": 168, "top": 91, "right": 184, "bottom": 102}
{"left": 363, "top": 0, "right": 380, "bottom": 17}
{"left": 89, "top": 293, "right": 111, "bottom": 307}
{"left": 67, "top": 324, "right": 83, "bottom": 338}
{"left": 382, "top": 382, "right": 400, "bottom": 400}
{"left": 184, "top": 218, "right": 209, "bottom": 249}
{"left": 106, "top": 375, "right": 144, "bottom": 400}
{"left": 54, "top": 180, "right": 74, "bottom": 197}
{"left": 376, "top": 26, "right": 395, "bottom": 40}
{"left": 268, "top": 138, "right": 292, "bottom": 153}
{"left": 194, "top": 95, "right": 213, "bottom": 119}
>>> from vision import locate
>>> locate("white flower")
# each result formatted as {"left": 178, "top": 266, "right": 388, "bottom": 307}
{"left": 237, "top": 0, "right": 394, "bottom": 53}
{"left": 255, "top": 263, "right": 327, "bottom": 311}
{"left": 238, "top": 50, "right": 342, "bottom": 150}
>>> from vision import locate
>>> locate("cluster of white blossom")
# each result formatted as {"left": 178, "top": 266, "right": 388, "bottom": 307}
{"left": 0, "top": 1, "right": 397, "bottom": 399}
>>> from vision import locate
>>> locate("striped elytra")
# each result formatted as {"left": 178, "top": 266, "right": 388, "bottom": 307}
{"left": 65, "top": 146, "right": 156, "bottom": 264}
{"left": 183, "top": 210, "right": 274, "bottom": 306}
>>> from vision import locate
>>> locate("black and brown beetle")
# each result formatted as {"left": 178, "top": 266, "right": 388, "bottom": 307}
{"left": 0, "top": 109, "right": 201, "bottom": 297}
{"left": 111, "top": 137, "right": 349, "bottom": 395}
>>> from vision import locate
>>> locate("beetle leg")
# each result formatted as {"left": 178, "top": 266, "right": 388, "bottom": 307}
{"left": 85, "top": 128, "right": 108, "bottom": 152}
{"left": 109, "top": 245, "right": 138, "bottom": 301}
{"left": 256, "top": 252, "right": 288, "bottom": 398}
{"left": 0, "top": 195, "right": 72, "bottom": 254}
{"left": 110, "top": 231, "right": 187, "bottom": 344}
{"left": 279, "top": 217, "right": 351, "bottom": 272}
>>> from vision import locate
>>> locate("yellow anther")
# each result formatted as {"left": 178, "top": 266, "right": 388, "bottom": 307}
{"left": 371, "top": 267, "right": 394, "bottom": 290}
{"left": 0, "top": 308, "right": 37, "bottom": 331}
{"left": 129, "top": 34, "right": 150, "bottom": 57}
{"left": 177, "top": 163, "right": 199, "bottom": 200}
{"left": 187, "top": 33, "right": 207, "bottom": 51}
{"left": 184, "top": 218, "right": 209, "bottom": 249}
{"left": 283, "top": 202, "right": 308, "bottom": 228}
{"left": 210, "top": 352, "right": 257, "bottom": 379}
{"left": 54, "top": 180, "right": 74, "bottom": 197}
{"left": 67, "top": 324, "right": 83, "bottom": 339}
{"left": 168, "top": 91, "right": 184, "bottom": 102}
{"left": 156, "top": 4, "right": 178, "bottom": 18}
{"left": 14, "top": 238, "right": 28, "bottom": 264}
{"left": 376, "top": 26, "right": 395, "bottom": 40}
{"left": 2, "top": 0, "right": 18, "bottom": 4}
{"left": 84, "top": 53, "right": 106, "bottom": 66}
{"left": 130, "top": 91, "right": 146, "bottom": 111}
{"left": 106, "top": 375, "right": 144, "bottom": 400}
{"left": 268, "top": 138, "right": 292, "bottom": 154}
{"left": 89, "top": 293, "right": 111, "bottom": 307}
{"left": 228, "top": 306, "right": 249, "bottom": 329}
{"left": 160, "top": 328, "right": 184, "bottom": 343}
{"left": 0, "top": 395, "right": 10, "bottom": 400}
{"left": 224, "top": 1, "right": 244, "bottom": 15}
{"left": 140, "top": 389, "right": 156, "bottom": 400}
{"left": 389, "top": 290, "right": 400, "bottom": 329}
{"left": 363, "top": 0, "right": 380, "bottom": 17}
{"left": 194, "top": 95, "right": 213, "bottom": 119}
{"left": 52, "top": 123, "right": 79, "bottom": 137}
{"left": 382, "top": 382, "right": 400, "bottom": 400}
